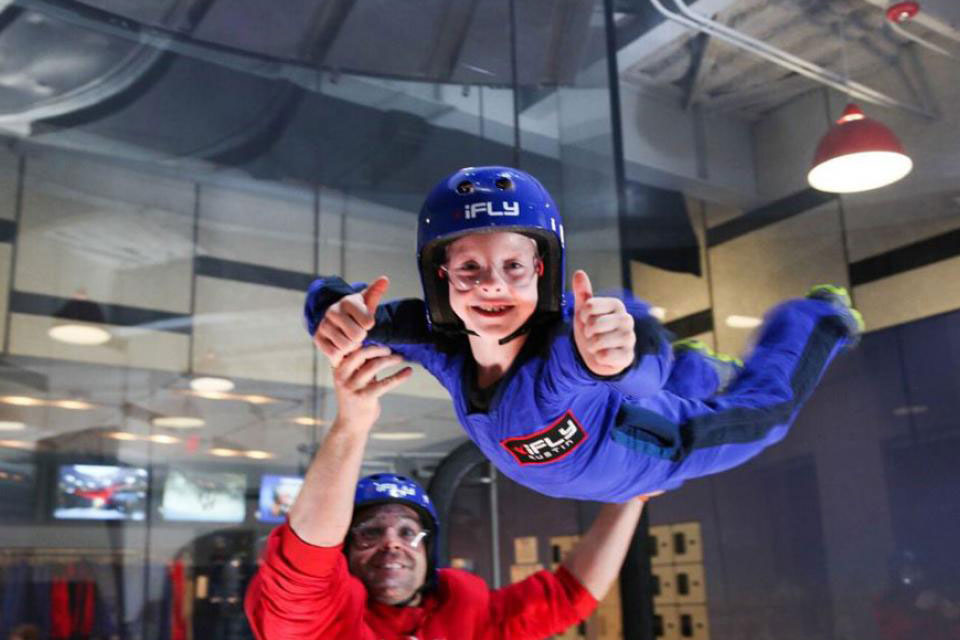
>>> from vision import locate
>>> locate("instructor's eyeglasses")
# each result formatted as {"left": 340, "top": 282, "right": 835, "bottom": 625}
{"left": 439, "top": 257, "right": 543, "bottom": 292}
{"left": 350, "top": 520, "right": 429, "bottom": 550}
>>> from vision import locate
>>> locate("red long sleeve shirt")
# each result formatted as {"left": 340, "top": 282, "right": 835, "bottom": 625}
{"left": 245, "top": 524, "right": 598, "bottom": 640}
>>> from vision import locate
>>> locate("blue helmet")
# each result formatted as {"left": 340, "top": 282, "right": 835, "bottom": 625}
{"left": 417, "top": 166, "right": 566, "bottom": 334}
{"left": 353, "top": 473, "right": 440, "bottom": 584}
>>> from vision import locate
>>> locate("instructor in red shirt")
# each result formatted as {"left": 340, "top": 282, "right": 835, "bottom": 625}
{"left": 245, "top": 345, "right": 657, "bottom": 639}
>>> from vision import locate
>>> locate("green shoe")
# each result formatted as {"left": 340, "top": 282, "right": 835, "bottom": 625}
{"left": 806, "top": 284, "right": 865, "bottom": 342}
{"left": 673, "top": 338, "right": 743, "bottom": 392}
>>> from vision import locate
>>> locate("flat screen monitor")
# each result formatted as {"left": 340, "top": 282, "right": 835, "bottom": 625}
{"left": 54, "top": 464, "right": 149, "bottom": 521}
{"left": 160, "top": 469, "right": 246, "bottom": 523}
{"left": 257, "top": 474, "right": 303, "bottom": 523}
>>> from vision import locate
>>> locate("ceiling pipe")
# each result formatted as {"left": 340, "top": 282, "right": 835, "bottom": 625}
{"left": 885, "top": 2, "right": 959, "bottom": 60}
{"left": 647, "top": 0, "right": 935, "bottom": 118}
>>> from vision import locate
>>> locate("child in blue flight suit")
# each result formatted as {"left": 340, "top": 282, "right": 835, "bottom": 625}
{"left": 306, "top": 166, "right": 862, "bottom": 502}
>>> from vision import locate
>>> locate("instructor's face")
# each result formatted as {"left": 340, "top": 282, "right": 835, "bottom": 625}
{"left": 348, "top": 504, "right": 429, "bottom": 606}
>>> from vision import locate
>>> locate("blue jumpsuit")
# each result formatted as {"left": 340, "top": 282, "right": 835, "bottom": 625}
{"left": 306, "top": 277, "right": 853, "bottom": 502}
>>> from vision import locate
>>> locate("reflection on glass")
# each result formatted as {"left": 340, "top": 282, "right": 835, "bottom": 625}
{"left": 160, "top": 469, "right": 246, "bottom": 523}
{"left": 257, "top": 474, "right": 304, "bottom": 523}
{"left": 54, "top": 464, "right": 149, "bottom": 521}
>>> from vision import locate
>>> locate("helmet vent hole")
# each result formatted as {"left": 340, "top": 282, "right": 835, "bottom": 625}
{"left": 456, "top": 180, "right": 474, "bottom": 194}
{"left": 495, "top": 177, "right": 514, "bottom": 190}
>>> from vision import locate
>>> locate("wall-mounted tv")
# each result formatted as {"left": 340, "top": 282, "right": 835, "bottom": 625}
{"left": 54, "top": 464, "right": 149, "bottom": 521}
{"left": 257, "top": 474, "right": 303, "bottom": 524}
{"left": 160, "top": 469, "right": 246, "bottom": 523}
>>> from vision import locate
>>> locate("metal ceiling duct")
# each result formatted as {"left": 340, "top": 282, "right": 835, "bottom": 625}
{"left": 647, "top": 0, "right": 934, "bottom": 118}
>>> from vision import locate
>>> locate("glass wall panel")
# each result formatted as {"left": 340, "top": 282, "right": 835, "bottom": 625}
{"left": 1, "top": 1, "right": 959, "bottom": 639}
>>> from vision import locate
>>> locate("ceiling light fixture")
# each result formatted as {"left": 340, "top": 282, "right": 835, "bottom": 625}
{"left": 0, "top": 421, "right": 26, "bottom": 431}
{"left": 370, "top": 432, "right": 427, "bottom": 441}
{"left": 148, "top": 434, "right": 181, "bottom": 445}
{"left": 48, "top": 291, "right": 111, "bottom": 346}
{"left": 152, "top": 416, "right": 205, "bottom": 429}
{"left": 0, "top": 396, "right": 44, "bottom": 407}
{"left": 0, "top": 439, "right": 34, "bottom": 449}
{"left": 292, "top": 416, "right": 329, "bottom": 426}
{"left": 245, "top": 450, "right": 274, "bottom": 460}
{"left": 108, "top": 432, "right": 140, "bottom": 441}
{"left": 51, "top": 399, "right": 96, "bottom": 410}
{"left": 210, "top": 447, "right": 240, "bottom": 457}
{"left": 190, "top": 377, "right": 235, "bottom": 393}
{"left": 725, "top": 315, "right": 762, "bottom": 329}
{"left": 808, "top": 103, "right": 913, "bottom": 193}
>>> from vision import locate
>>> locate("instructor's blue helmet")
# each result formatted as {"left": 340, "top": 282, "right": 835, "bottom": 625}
{"left": 417, "top": 166, "right": 566, "bottom": 334}
{"left": 352, "top": 473, "right": 440, "bottom": 585}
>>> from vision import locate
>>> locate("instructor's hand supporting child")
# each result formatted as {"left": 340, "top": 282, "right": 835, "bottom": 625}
{"left": 314, "top": 276, "right": 390, "bottom": 367}
{"left": 572, "top": 270, "right": 636, "bottom": 377}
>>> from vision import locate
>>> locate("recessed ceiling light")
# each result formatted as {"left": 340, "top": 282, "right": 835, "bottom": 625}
{"left": 189, "top": 390, "right": 232, "bottom": 401}
{"left": 148, "top": 434, "right": 181, "bottom": 445}
{"left": 0, "top": 439, "right": 35, "bottom": 449}
{"left": 51, "top": 399, "right": 96, "bottom": 410}
{"left": 370, "top": 432, "right": 426, "bottom": 441}
{"left": 292, "top": 416, "right": 328, "bottom": 426}
{"left": 210, "top": 447, "right": 240, "bottom": 457}
{"left": 190, "top": 377, "right": 235, "bottom": 393}
{"left": 725, "top": 315, "right": 762, "bottom": 329}
{"left": 0, "top": 421, "right": 25, "bottom": 431}
{"left": 152, "top": 416, "right": 205, "bottom": 429}
{"left": 48, "top": 324, "right": 111, "bottom": 346}
{"left": 0, "top": 396, "right": 44, "bottom": 407}
{"left": 242, "top": 394, "right": 276, "bottom": 405}
{"left": 108, "top": 432, "right": 140, "bottom": 441}
{"left": 245, "top": 450, "right": 274, "bottom": 459}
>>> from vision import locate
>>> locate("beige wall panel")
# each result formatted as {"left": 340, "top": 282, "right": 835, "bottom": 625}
{"left": 676, "top": 605, "right": 710, "bottom": 640}
{"left": 0, "top": 146, "right": 18, "bottom": 221}
{"left": 8, "top": 313, "right": 188, "bottom": 371}
{"left": 192, "top": 277, "right": 311, "bottom": 386}
{"left": 316, "top": 192, "right": 346, "bottom": 275}
{"left": 654, "top": 605, "right": 680, "bottom": 640}
{"left": 653, "top": 565, "right": 678, "bottom": 606}
{"left": 16, "top": 179, "right": 193, "bottom": 313}
{"left": 708, "top": 203, "right": 848, "bottom": 355}
{"left": 701, "top": 199, "right": 742, "bottom": 230}
{"left": 842, "top": 191, "right": 960, "bottom": 263}
{"left": 853, "top": 256, "right": 960, "bottom": 332}
{"left": 673, "top": 563, "right": 706, "bottom": 604}
{"left": 649, "top": 524, "right": 674, "bottom": 566}
{"left": 670, "top": 522, "right": 703, "bottom": 564}
{"left": 631, "top": 197, "right": 710, "bottom": 325}
{"left": 25, "top": 152, "right": 195, "bottom": 214}
{"left": 341, "top": 196, "right": 420, "bottom": 300}
{"left": 198, "top": 184, "right": 315, "bottom": 273}
{"left": 514, "top": 536, "right": 538, "bottom": 564}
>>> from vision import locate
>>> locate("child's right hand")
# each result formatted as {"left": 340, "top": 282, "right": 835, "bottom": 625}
{"left": 313, "top": 275, "right": 389, "bottom": 367}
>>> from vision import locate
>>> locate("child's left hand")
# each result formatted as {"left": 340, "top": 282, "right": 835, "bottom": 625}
{"left": 572, "top": 270, "right": 636, "bottom": 377}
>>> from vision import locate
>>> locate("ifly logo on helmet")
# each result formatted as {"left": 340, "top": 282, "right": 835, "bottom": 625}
{"left": 373, "top": 482, "right": 417, "bottom": 499}
{"left": 464, "top": 201, "right": 520, "bottom": 220}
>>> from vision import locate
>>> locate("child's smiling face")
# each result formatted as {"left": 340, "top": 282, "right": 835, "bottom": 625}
{"left": 444, "top": 231, "right": 540, "bottom": 341}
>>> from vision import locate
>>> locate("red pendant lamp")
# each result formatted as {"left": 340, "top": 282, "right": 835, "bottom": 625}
{"left": 808, "top": 103, "right": 913, "bottom": 193}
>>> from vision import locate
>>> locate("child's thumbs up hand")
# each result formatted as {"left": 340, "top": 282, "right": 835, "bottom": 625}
{"left": 572, "top": 270, "right": 636, "bottom": 377}
{"left": 314, "top": 276, "right": 390, "bottom": 367}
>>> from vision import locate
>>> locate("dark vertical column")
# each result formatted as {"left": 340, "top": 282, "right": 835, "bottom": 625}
{"left": 601, "top": 0, "right": 631, "bottom": 293}
{"left": 619, "top": 506, "right": 655, "bottom": 640}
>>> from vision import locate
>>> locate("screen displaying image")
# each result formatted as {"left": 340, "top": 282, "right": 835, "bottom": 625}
{"left": 257, "top": 474, "right": 303, "bottom": 523}
{"left": 54, "top": 464, "right": 149, "bottom": 521}
{"left": 160, "top": 469, "right": 246, "bottom": 523}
